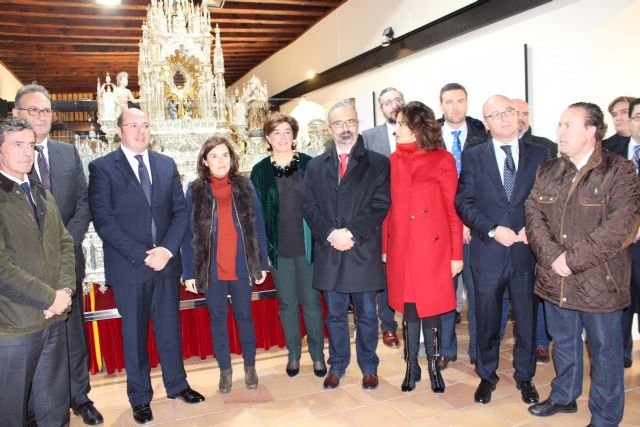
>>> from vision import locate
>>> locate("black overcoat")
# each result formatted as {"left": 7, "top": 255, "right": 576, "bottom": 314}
{"left": 302, "top": 137, "right": 390, "bottom": 293}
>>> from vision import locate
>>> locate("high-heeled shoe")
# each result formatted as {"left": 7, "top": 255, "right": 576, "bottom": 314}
{"left": 429, "top": 327, "right": 445, "bottom": 393}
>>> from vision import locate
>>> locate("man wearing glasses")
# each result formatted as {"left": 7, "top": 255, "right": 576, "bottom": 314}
{"left": 455, "top": 95, "right": 548, "bottom": 405}
{"left": 605, "top": 97, "right": 639, "bottom": 370}
{"left": 13, "top": 84, "right": 101, "bottom": 425}
{"left": 89, "top": 108, "right": 204, "bottom": 424}
{"left": 303, "top": 101, "right": 390, "bottom": 391}
{"left": 362, "top": 87, "right": 405, "bottom": 349}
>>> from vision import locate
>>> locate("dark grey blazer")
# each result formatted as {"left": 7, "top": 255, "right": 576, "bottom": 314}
{"left": 362, "top": 124, "right": 392, "bottom": 157}
{"left": 29, "top": 139, "right": 91, "bottom": 283}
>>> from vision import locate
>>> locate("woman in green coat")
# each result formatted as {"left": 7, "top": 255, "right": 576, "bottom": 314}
{"left": 250, "top": 113, "right": 326, "bottom": 378}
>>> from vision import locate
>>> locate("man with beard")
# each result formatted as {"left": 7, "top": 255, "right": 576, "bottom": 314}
{"left": 303, "top": 101, "right": 390, "bottom": 391}
{"left": 436, "top": 82, "right": 487, "bottom": 370}
{"left": 362, "top": 87, "right": 404, "bottom": 348}
{"left": 513, "top": 99, "right": 558, "bottom": 158}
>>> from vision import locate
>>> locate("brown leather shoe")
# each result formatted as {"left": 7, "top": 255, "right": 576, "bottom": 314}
{"left": 362, "top": 373, "right": 379, "bottom": 390}
{"left": 382, "top": 330, "right": 399, "bottom": 348}
{"left": 323, "top": 373, "right": 341, "bottom": 389}
{"left": 438, "top": 355, "right": 456, "bottom": 370}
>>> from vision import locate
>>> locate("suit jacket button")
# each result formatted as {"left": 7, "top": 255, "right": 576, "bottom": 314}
{"left": 410, "top": 215, "right": 415, "bottom": 220}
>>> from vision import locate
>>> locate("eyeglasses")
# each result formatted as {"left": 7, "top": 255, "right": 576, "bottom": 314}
{"left": 381, "top": 97, "right": 403, "bottom": 108}
{"left": 630, "top": 115, "right": 640, "bottom": 122}
{"left": 120, "top": 122, "right": 151, "bottom": 130}
{"left": 330, "top": 119, "right": 358, "bottom": 129}
{"left": 15, "top": 107, "right": 53, "bottom": 117}
{"left": 484, "top": 107, "right": 516, "bottom": 121}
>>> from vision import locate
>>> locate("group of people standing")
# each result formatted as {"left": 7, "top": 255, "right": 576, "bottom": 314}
{"left": 1, "top": 81, "right": 639, "bottom": 427}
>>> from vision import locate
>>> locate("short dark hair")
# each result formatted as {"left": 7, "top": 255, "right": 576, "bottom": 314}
{"left": 15, "top": 83, "right": 51, "bottom": 108}
{"left": 439, "top": 83, "right": 467, "bottom": 103}
{"left": 607, "top": 96, "right": 635, "bottom": 114}
{"left": 568, "top": 102, "right": 607, "bottom": 141}
{"left": 196, "top": 136, "right": 240, "bottom": 182}
{"left": 377, "top": 87, "right": 404, "bottom": 105}
{"left": 0, "top": 117, "right": 35, "bottom": 146}
{"left": 628, "top": 98, "right": 640, "bottom": 117}
{"left": 399, "top": 101, "right": 443, "bottom": 151}
{"left": 262, "top": 113, "right": 299, "bottom": 151}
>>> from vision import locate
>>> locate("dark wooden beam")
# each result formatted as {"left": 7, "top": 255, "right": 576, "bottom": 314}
{"left": 271, "top": 0, "right": 553, "bottom": 106}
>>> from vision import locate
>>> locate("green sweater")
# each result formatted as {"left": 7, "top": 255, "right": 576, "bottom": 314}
{"left": 0, "top": 174, "right": 75, "bottom": 339}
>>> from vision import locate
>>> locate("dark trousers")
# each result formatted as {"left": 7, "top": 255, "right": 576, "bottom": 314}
{"left": 324, "top": 290, "right": 378, "bottom": 375}
{"left": 472, "top": 266, "right": 536, "bottom": 384}
{"left": 0, "top": 321, "right": 70, "bottom": 427}
{"left": 205, "top": 279, "right": 256, "bottom": 370}
{"left": 622, "top": 257, "right": 640, "bottom": 363}
{"left": 271, "top": 256, "right": 325, "bottom": 363}
{"left": 545, "top": 302, "right": 624, "bottom": 427}
{"left": 377, "top": 281, "right": 397, "bottom": 332}
{"left": 111, "top": 275, "right": 188, "bottom": 407}
{"left": 67, "top": 280, "right": 92, "bottom": 408}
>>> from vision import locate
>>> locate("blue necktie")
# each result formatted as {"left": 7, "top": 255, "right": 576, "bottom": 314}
{"left": 500, "top": 145, "right": 516, "bottom": 201}
{"left": 34, "top": 145, "right": 51, "bottom": 191}
{"left": 632, "top": 145, "right": 640, "bottom": 175}
{"left": 134, "top": 155, "right": 157, "bottom": 244}
{"left": 451, "top": 130, "right": 462, "bottom": 176}
{"left": 20, "top": 182, "right": 40, "bottom": 230}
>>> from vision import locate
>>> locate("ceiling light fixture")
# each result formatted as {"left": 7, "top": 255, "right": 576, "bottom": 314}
{"left": 381, "top": 27, "right": 394, "bottom": 47}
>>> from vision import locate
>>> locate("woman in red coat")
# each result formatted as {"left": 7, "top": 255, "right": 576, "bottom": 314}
{"left": 383, "top": 101, "right": 463, "bottom": 393}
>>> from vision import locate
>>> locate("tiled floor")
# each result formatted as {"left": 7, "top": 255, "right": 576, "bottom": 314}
{"left": 76, "top": 315, "right": 640, "bottom": 426}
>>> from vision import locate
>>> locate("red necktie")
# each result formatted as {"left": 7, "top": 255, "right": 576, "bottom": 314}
{"left": 339, "top": 153, "right": 349, "bottom": 178}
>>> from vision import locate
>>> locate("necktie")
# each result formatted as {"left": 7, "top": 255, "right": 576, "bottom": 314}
{"left": 34, "top": 145, "right": 51, "bottom": 190}
{"left": 339, "top": 153, "right": 349, "bottom": 179}
{"left": 451, "top": 130, "right": 462, "bottom": 176}
{"left": 20, "top": 182, "right": 40, "bottom": 230}
{"left": 134, "top": 155, "right": 157, "bottom": 244}
{"left": 500, "top": 145, "right": 516, "bottom": 201}
{"left": 632, "top": 145, "right": 640, "bottom": 175}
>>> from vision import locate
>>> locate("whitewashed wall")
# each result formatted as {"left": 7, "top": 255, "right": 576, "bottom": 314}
{"left": 0, "top": 62, "right": 23, "bottom": 101}
{"left": 232, "top": 0, "right": 640, "bottom": 141}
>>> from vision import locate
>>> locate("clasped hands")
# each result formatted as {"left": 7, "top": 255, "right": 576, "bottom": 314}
{"left": 43, "top": 289, "right": 72, "bottom": 319}
{"left": 493, "top": 226, "right": 528, "bottom": 247}
{"left": 329, "top": 228, "right": 354, "bottom": 251}
{"left": 145, "top": 247, "right": 171, "bottom": 271}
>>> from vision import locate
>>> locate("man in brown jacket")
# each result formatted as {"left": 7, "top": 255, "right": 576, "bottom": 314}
{"left": 525, "top": 102, "right": 640, "bottom": 426}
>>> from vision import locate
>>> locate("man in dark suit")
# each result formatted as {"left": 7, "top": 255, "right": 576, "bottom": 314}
{"left": 455, "top": 95, "right": 548, "bottom": 405}
{"left": 514, "top": 99, "right": 558, "bottom": 158}
{"left": 436, "top": 82, "right": 487, "bottom": 370}
{"left": 13, "top": 84, "right": 101, "bottom": 425}
{"left": 303, "top": 101, "right": 390, "bottom": 391}
{"left": 88, "top": 108, "right": 204, "bottom": 424}
{"left": 362, "top": 86, "right": 404, "bottom": 348}
{"left": 603, "top": 96, "right": 634, "bottom": 148}
{"left": 606, "top": 96, "right": 640, "bottom": 369}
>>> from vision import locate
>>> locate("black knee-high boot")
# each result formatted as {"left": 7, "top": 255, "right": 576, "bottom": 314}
{"left": 429, "top": 327, "right": 445, "bottom": 393}
{"left": 401, "top": 319, "right": 422, "bottom": 392}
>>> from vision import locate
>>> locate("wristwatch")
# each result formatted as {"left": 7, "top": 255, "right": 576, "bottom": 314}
{"left": 488, "top": 226, "right": 498, "bottom": 239}
{"left": 61, "top": 287, "right": 74, "bottom": 297}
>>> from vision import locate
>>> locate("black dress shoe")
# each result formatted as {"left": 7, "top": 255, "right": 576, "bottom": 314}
{"left": 286, "top": 360, "right": 300, "bottom": 377}
{"left": 323, "top": 372, "right": 341, "bottom": 389}
{"left": 313, "top": 360, "right": 327, "bottom": 378}
{"left": 132, "top": 404, "right": 153, "bottom": 424}
{"left": 624, "top": 358, "right": 632, "bottom": 368}
{"left": 72, "top": 401, "right": 104, "bottom": 425}
{"left": 528, "top": 398, "right": 577, "bottom": 417}
{"left": 167, "top": 387, "right": 205, "bottom": 404}
{"left": 474, "top": 379, "right": 496, "bottom": 404}
{"left": 516, "top": 380, "right": 539, "bottom": 404}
